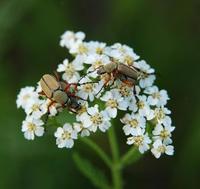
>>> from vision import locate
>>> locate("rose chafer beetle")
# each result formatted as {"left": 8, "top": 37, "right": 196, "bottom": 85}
{"left": 40, "top": 74, "right": 81, "bottom": 113}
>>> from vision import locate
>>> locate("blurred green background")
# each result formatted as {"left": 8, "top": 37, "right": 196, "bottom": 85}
{"left": 0, "top": 0, "right": 200, "bottom": 188}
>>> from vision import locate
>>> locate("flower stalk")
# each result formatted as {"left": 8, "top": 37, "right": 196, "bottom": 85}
{"left": 80, "top": 137, "right": 112, "bottom": 168}
{"left": 108, "top": 126, "right": 123, "bottom": 189}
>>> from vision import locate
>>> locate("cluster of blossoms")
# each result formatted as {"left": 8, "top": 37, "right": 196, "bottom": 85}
{"left": 16, "top": 30, "right": 175, "bottom": 158}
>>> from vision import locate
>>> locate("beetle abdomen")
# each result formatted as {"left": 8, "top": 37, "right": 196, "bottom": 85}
{"left": 53, "top": 90, "right": 69, "bottom": 105}
{"left": 118, "top": 64, "right": 139, "bottom": 80}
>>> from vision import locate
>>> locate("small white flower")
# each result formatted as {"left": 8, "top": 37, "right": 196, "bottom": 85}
{"left": 144, "top": 86, "right": 169, "bottom": 107}
{"left": 79, "top": 105, "right": 111, "bottom": 132}
{"left": 87, "top": 41, "right": 106, "bottom": 55}
{"left": 60, "top": 30, "right": 85, "bottom": 49}
{"left": 153, "top": 124, "right": 175, "bottom": 144}
{"left": 25, "top": 98, "right": 46, "bottom": 119}
{"left": 153, "top": 107, "right": 172, "bottom": 126}
{"left": 16, "top": 87, "right": 38, "bottom": 109}
{"left": 127, "top": 132, "right": 151, "bottom": 154}
{"left": 134, "top": 60, "right": 155, "bottom": 88}
{"left": 118, "top": 45, "right": 140, "bottom": 66}
{"left": 54, "top": 123, "right": 78, "bottom": 148}
{"left": 100, "top": 90, "right": 129, "bottom": 118}
{"left": 121, "top": 113, "right": 146, "bottom": 136}
{"left": 113, "top": 81, "right": 139, "bottom": 112}
{"left": 134, "top": 60, "right": 155, "bottom": 75}
{"left": 136, "top": 95, "right": 154, "bottom": 120}
{"left": 105, "top": 43, "right": 139, "bottom": 65}
{"left": 73, "top": 122, "right": 90, "bottom": 137}
{"left": 77, "top": 78, "right": 97, "bottom": 102}
{"left": 57, "top": 58, "right": 83, "bottom": 83}
{"left": 114, "top": 80, "right": 134, "bottom": 101}
{"left": 151, "top": 139, "right": 174, "bottom": 158}
{"left": 128, "top": 96, "right": 138, "bottom": 112}
{"left": 22, "top": 116, "right": 44, "bottom": 140}
{"left": 69, "top": 41, "right": 89, "bottom": 55}
{"left": 104, "top": 44, "right": 122, "bottom": 59}
{"left": 85, "top": 54, "right": 111, "bottom": 78}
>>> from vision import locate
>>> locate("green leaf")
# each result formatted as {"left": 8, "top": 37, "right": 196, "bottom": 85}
{"left": 72, "top": 152, "right": 110, "bottom": 189}
{"left": 55, "top": 109, "right": 77, "bottom": 125}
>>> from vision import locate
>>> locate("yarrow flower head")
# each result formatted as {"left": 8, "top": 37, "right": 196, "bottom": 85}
{"left": 16, "top": 30, "right": 175, "bottom": 159}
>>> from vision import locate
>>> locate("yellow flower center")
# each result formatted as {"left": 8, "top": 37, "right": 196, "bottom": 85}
{"left": 31, "top": 104, "right": 40, "bottom": 111}
{"left": 77, "top": 105, "right": 87, "bottom": 115}
{"left": 96, "top": 47, "right": 103, "bottom": 54}
{"left": 152, "top": 92, "right": 161, "bottom": 99}
{"left": 124, "top": 55, "right": 134, "bottom": 66}
{"left": 93, "top": 60, "right": 103, "bottom": 69}
{"left": 137, "top": 101, "right": 145, "bottom": 109}
{"left": 106, "top": 99, "right": 118, "bottom": 108}
{"left": 23, "top": 94, "right": 30, "bottom": 101}
{"left": 91, "top": 113, "right": 103, "bottom": 125}
{"left": 139, "top": 72, "right": 148, "bottom": 79}
{"left": 66, "top": 64, "right": 75, "bottom": 78}
{"left": 83, "top": 84, "right": 93, "bottom": 92}
{"left": 78, "top": 44, "right": 88, "bottom": 54}
{"left": 118, "top": 84, "right": 131, "bottom": 97}
{"left": 129, "top": 119, "right": 138, "bottom": 128}
{"left": 79, "top": 124, "right": 84, "bottom": 130}
{"left": 160, "top": 130, "right": 170, "bottom": 139}
{"left": 154, "top": 108, "right": 165, "bottom": 121}
{"left": 134, "top": 136, "right": 144, "bottom": 147}
{"left": 158, "top": 145, "right": 166, "bottom": 153}
{"left": 119, "top": 47, "right": 126, "bottom": 53}
{"left": 62, "top": 131, "right": 71, "bottom": 140}
{"left": 27, "top": 123, "right": 36, "bottom": 132}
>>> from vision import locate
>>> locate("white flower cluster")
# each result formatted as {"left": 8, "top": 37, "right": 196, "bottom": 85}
{"left": 16, "top": 30, "right": 175, "bottom": 158}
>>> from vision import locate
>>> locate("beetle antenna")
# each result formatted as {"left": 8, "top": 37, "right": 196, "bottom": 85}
{"left": 53, "top": 71, "right": 61, "bottom": 81}
{"left": 95, "top": 84, "right": 105, "bottom": 97}
{"left": 80, "top": 81, "right": 99, "bottom": 85}
{"left": 78, "top": 67, "right": 100, "bottom": 83}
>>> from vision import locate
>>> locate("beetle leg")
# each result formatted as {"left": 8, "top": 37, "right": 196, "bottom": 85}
{"left": 133, "top": 85, "right": 136, "bottom": 96}
{"left": 47, "top": 100, "right": 57, "bottom": 112}
{"left": 78, "top": 66, "right": 103, "bottom": 83}
{"left": 80, "top": 81, "right": 99, "bottom": 85}
{"left": 38, "top": 91, "right": 46, "bottom": 96}
{"left": 75, "top": 95, "right": 87, "bottom": 101}
{"left": 95, "top": 74, "right": 112, "bottom": 96}
{"left": 122, "top": 79, "right": 134, "bottom": 87}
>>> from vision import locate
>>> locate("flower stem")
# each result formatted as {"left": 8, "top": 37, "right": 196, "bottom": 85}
{"left": 121, "top": 147, "right": 142, "bottom": 168}
{"left": 108, "top": 126, "right": 123, "bottom": 189}
{"left": 80, "top": 137, "right": 112, "bottom": 168}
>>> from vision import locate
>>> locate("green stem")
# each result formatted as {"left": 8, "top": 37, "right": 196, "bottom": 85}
{"left": 121, "top": 147, "right": 142, "bottom": 168}
{"left": 108, "top": 126, "right": 123, "bottom": 189}
{"left": 80, "top": 137, "right": 112, "bottom": 168}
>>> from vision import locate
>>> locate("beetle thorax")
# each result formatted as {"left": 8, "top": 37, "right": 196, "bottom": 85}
{"left": 104, "top": 62, "right": 117, "bottom": 73}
